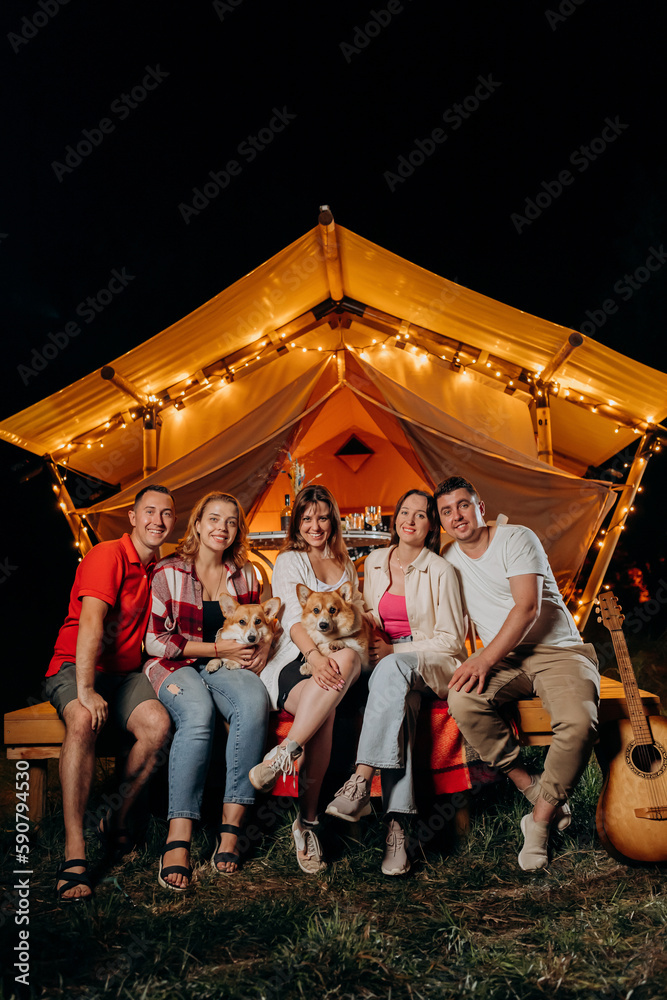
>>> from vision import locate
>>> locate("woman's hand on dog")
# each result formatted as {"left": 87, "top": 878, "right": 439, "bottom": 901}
{"left": 243, "top": 639, "right": 272, "bottom": 675}
{"left": 213, "top": 640, "right": 256, "bottom": 668}
{"left": 308, "top": 650, "right": 345, "bottom": 691}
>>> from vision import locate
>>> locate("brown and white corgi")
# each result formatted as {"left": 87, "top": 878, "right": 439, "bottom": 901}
{"left": 205, "top": 594, "right": 282, "bottom": 672}
{"left": 296, "top": 582, "right": 371, "bottom": 672}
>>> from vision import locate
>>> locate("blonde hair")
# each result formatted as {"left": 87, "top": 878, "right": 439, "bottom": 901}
{"left": 281, "top": 485, "right": 347, "bottom": 567}
{"left": 176, "top": 492, "right": 249, "bottom": 569}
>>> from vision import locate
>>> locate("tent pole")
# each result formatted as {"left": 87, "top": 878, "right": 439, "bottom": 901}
{"left": 534, "top": 387, "right": 554, "bottom": 465}
{"left": 540, "top": 332, "right": 584, "bottom": 381}
{"left": 318, "top": 207, "right": 344, "bottom": 302}
{"left": 143, "top": 405, "right": 158, "bottom": 477}
{"left": 100, "top": 366, "right": 157, "bottom": 477}
{"left": 45, "top": 459, "right": 95, "bottom": 558}
{"left": 575, "top": 431, "right": 655, "bottom": 631}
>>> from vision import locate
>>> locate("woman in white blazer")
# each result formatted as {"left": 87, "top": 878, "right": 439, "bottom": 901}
{"left": 325, "top": 489, "right": 468, "bottom": 876}
{"left": 249, "top": 485, "right": 363, "bottom": 874}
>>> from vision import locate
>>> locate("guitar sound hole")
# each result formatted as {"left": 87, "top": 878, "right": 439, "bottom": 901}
{"left": 629, "top": 743, "right": 663, "bottom": 774}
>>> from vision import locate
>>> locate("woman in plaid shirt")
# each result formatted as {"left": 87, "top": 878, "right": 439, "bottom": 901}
{"left": 144, "top": 491, "right": 270, "bottom": 891}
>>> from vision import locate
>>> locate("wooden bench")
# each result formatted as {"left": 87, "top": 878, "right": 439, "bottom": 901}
{"left": 5, "top": 677, "right": 661, "bottom": 823}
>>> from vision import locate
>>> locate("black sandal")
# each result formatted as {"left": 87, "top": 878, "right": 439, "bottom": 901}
{"left": 158, "top": 840, "right": 192, "bottom": 892}
{"left": 97, "top": 812, "right": 133, "bottom": 860}
{"left": 210, "top": 823, "right": 243, "bottom": 875}
{"left": 56, "top": 859, "right": 94, "bottom": 904}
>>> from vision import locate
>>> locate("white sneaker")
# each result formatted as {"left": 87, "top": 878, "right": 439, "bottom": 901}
{"left": 381, "top": 818, "right": 410, "bottom": 876}
{"left": 248, "top": 740, "right": 302, "bottom": 793}
{"left": 292, "top": 818, "right": 327, "bottom": 874}
{"left": 325, "top": 774, "right": 372, "bottom": 822}
{"left": 518, "top": 812, "right": 550, "bottom": 871}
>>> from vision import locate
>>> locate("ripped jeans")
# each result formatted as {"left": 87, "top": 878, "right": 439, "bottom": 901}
{"left": 158, "top": 665, "right": 270, "bottom": 820}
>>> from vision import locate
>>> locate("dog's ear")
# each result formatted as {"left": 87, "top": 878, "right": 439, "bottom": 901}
{"left": 296, "top": 583, "right": 312, "bottom": 607}
{"left": 262, "top": 596, "right": 282, "bottom": 620}
{"left": 219, "top": 594, "right": 239, "bottom": 617}
{"left": 338, "top": 581, "right": 353, "bottom": 603}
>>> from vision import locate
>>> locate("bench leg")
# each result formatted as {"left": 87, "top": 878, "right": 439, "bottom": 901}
{"left": 454, "top": 791, "right": 471, "bottom": 839}
{"left": 28, "top": 760, "right": 48, "bottom": 825}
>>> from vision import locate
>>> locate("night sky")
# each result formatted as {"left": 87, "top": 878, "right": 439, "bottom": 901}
{"left": 2, "top": 0, "right": 665, "bottom": 709}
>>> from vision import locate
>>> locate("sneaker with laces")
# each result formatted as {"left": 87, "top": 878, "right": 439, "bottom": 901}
{"left": 248, "top": 740, "right": 302, "bottom": 793}
{"left": 292, "top": 817, "right": 327, "bottom": 874}
{"left": 381, "top": 818, "right": 410, "bottom": 876}
{"left": 325, "top": 774, "right": 372, "bottom": 822}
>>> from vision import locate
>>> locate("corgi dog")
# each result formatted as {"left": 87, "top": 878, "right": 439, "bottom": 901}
{"left": 296, "top": 581, "right": 371, "bottom": 672}
{"left": 205, "top": 594, "right": 282, "bottom": 672}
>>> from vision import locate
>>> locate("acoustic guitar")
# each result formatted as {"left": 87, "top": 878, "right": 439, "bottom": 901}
{"left": 595, "top": 591, "right": 667, "bottom": 863}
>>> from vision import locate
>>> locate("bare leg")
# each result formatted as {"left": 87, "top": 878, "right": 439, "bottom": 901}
{"left": 119, "top": 700, "right": 171, "bottom": 829}
{"left": 57, "top": 701, "right": 98, "bottom": 899}
{"left": 284, "top": 648, "right": 360, "bottom": 746}
{"left": 282, "top": 649, "right": 360, "bottom": 865}
{"left": 507, "top": 765, "right": 557, "bottom": 823}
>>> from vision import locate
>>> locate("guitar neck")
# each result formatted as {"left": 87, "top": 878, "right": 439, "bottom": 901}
{"left": 608, "top": 628, "right": 652, "bottom": 744}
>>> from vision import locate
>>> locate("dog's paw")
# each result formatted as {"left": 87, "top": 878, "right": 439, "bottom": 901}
{"left": 205, "top": 660, "right": 221, "bottom": 673}
{"left": 328, "top": 641, "right": 344, "bottom": 651}
{"left": 223, "top": 659, "right": 242, "bottom": 670}
{"left": 299, "top": 663, "right": 313, "bottom": 676}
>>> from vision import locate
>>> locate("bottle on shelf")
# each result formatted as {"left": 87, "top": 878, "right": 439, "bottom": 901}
{"left": 280, "top": 494, "right": 292, "bottom": 533}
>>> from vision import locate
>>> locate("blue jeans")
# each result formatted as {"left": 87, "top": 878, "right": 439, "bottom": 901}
{"left": 158, "top": 665, "right": 270, "bottom": 820}
{"left": 356, "top": 652, "right": 428, "bottom": 815}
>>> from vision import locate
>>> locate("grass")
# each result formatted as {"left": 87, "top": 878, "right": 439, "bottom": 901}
{"left": 2, "top": 751, "right": 667, "bottom": 1000}
{"left": 2, "top": 635, "right": 666, "bottom": 999}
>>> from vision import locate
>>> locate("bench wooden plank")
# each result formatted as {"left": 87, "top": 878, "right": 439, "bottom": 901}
{"left": 5, "top": 676, "right": 663, "bottom": 824}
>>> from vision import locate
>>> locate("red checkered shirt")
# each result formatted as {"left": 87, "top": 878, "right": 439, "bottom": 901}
{"left": 144, "top": 553, "right": 260, "bottom": 692}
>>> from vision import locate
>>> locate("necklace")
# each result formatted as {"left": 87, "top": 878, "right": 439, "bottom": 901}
{"left": 198, "top": 561, "right": 225, "bottom": 601}
{"left": 394, "top": 546, "right": 416, "bottom": 573}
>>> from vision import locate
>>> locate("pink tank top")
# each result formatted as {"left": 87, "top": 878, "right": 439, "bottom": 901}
{"left": 378, "top": 591, "right": 411, "bottom": 641}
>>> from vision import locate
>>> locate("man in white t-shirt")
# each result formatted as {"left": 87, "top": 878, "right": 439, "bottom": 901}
{"left": 435, "top": 476, "right": 599, "bottom": 871}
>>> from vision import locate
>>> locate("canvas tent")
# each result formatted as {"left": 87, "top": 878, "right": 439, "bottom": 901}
{"left": 2, "top": 210, "right": 665, "bottom": 623}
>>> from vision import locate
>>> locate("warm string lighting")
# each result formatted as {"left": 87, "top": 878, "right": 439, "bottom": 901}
{"left": 54, "top": 334, "right": 661, "bottom": 459}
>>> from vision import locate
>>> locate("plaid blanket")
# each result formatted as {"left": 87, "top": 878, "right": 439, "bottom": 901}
{"left": 267, "top": 699, "right": 500, "bottom": 798}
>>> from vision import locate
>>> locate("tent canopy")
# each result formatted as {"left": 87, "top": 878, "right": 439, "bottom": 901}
{"left": 3, "top": 215, "right": 664, "bottom": 596}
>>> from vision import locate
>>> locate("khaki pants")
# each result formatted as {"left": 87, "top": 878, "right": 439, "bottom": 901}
{"left": 447, "top": 643, "right": 599, "bottom": 805}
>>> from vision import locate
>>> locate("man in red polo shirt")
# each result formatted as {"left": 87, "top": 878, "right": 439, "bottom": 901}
{"left": 45, "top": 485, "right": 176, "bottom": 902}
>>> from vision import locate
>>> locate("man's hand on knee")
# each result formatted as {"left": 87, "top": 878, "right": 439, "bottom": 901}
{"left": 448, "top": 659, "right": 493, "bottom": 695}
{"left": 77, "top": 687, "right": 108, "bottom": 731}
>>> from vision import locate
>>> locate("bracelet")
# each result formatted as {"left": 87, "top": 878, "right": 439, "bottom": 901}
{"left": 214, "top": 640, "right": 219, "bottom": 658}
{"left": 303, "top": 648, "right": 318, "bottom": 663}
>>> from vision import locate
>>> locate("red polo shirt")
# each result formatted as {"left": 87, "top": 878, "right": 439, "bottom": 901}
{"left": 46, "top": 534, "right": 156, "bottom": 677}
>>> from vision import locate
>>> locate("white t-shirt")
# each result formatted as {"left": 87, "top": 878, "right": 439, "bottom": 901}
{"left": 443, "top": 524, "right": 581, "bottom": 649}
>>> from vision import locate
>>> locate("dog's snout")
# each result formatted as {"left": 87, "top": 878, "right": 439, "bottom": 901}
{"left": 247, "top": 632, "right": 257, "bottom": 643}
{"left": 318, "top": 621, "right": 330, "bottom": 632}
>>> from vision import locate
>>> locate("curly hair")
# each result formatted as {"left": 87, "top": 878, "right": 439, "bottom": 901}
{"left": 176, "top": 492, "right": 249, "bottom": 569}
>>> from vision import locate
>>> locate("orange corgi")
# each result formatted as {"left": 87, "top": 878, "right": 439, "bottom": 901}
{"left": 296, "top": 582, "right": 371, "bottom": 672}
{"left": 205, "top": 594, "right": 282, "bottom": 672}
